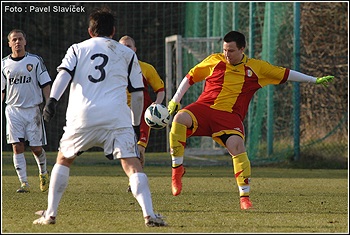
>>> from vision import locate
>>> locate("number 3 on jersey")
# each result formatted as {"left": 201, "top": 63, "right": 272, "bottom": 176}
{"left": 88, "top": 53, "right": 108, "bottom": 83}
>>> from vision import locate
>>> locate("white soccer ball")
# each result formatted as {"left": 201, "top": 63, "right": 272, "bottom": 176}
{"left": 144, "top": 103, "right": 170, "bottom": 129}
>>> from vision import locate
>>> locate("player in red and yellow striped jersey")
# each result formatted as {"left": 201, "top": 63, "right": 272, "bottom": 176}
{"left": 119, "top": 36, "right": 165, "bottom": 191}
{"left": 167, "top": 30, "right": 334, "bottom": 210}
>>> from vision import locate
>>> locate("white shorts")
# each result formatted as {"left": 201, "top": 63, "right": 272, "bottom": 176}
{"left": 5, "top": 105, "right": 47, "bottom": 146}
{"left": 59, "top": 126, "right": 140, "bottom": 160}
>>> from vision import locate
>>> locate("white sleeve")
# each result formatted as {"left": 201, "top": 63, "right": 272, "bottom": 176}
{"left": 287, "top": 70, "right": 317, "bottom": 83}
{"left": 57, "top": 44, "right": 78, "bottom": 72}
{"left": 50, "top": 70, "right": 72, "bottom": 101}
{"left": 130, "top": 90, "right": 144, "bottom": 126}
{"left": 127, "top": 54, "right": 144, "bottom": 91}
{"left": 172, "top": 76, "right": 191, "bottom": 103}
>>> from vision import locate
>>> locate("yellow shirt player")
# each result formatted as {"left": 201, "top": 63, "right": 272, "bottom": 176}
{"left": 119, "top": 36, "right": 165, "bottom": 192}
{"left": 133, "top": 60, "right": 165, "bottom": 150}
{"left": 167, "top": 30, "right": 334, "bottom": 210}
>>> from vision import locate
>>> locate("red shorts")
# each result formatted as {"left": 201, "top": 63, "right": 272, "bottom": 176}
{"left": 180, "top": 102, "right": 245, "bottom": 147}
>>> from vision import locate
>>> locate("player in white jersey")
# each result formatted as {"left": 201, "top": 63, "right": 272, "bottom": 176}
{"left": 2, "top": 29, "right": 51, "bottom": 193}
{"left": 32, "top": 7, "right": 167, "bottom": 227}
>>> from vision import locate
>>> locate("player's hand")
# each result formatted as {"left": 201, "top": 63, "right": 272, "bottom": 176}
{"left": 316, "top": 75, "right": 334, "bottom": 87}
{"left": 133, "top": 125, "right": 140, "bottom": 141}
{"left": 43, "top": 98, "right": 58, "bottom": 123}
{"left": 138, "top": 145, "right": 145, "bottom": 168}
{"left": 167, "top": 100, "right": 180, "bottom": 116}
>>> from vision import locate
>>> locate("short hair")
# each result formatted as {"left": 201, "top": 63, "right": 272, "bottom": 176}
{"left": 8, "top": 29, "right": 26, "bottom": 41}
{"left": 89, "top": 7, "right": 115, "bottom": 37}
{"left": 223, "top": 31, "right": 246, "bottom": 49}
{"left": 119, "top": 35, "right": 136, "bottom": 47}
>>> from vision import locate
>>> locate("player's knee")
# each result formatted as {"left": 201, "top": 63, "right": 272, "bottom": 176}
{"left": 173, "top": 111, "right": 192, "bottom": 127}
{"left": 30, "top": 146, "right": 43, "bottom": 156}
{"left": 225, "top": 135, "right": 246, "bottom": 155}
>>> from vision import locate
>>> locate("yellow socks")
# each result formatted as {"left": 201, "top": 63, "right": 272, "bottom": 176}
{"left": 232, "top": 152, "right": 251, "bottom": 197}
{"left": 169, "top": 122, "right": 187, "bottom": 167}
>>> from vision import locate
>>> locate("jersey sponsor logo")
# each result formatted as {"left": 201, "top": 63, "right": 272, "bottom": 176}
{"left": 9, "top": 75, "right": 32, "bottom": 85}
{"left": 27, "top": 64, "right": 33, "bottom": 72}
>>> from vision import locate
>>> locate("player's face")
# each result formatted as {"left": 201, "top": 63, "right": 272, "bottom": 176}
{"left": 8, "top": 32, "right": 26, "bottom": 54}
{"left": 119, "top": 39, "right": 136, "bottom": 52}
{"left": 223, "top": 41, "right": 244, "bottom": 65}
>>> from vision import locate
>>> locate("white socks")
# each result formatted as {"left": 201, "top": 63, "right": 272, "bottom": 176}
{"left": 129, "top": 172, "right": 155, "bottom": 218}
{"left": 13, "top": 153, "right": 27, "bottom": 183}
{"left": 33, "top": 149, "right": 47, "bottom": 174}
{"left": 46, "top": 164, "right": 70, "bottom": 218}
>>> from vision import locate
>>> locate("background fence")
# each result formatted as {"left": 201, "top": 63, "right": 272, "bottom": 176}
{"left": 1, "top": 2, "right": 348, "bottom": 164}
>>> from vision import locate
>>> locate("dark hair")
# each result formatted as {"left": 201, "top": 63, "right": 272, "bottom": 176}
{"left": 89, "top": 7, "right": 115, "bottom": 37}
{"left": 223, "top": 31, "right": 246, "bottom": 49}
{"left": 8, "top": 29, "right": 26, "bottom": 41}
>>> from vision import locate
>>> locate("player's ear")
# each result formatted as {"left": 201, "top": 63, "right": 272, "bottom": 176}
{"left": 111, "top": 26, "right": 116, "bottom": 38}
{"left": 88, "top": 28, "right": 94, "bottom": 38}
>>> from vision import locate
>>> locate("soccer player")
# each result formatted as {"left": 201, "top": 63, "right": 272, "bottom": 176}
{"left": 2, "top": 29, "right": 51, "bottom": 193}
{"left": 32, "top": 7, "right": 166, "bottom": 227}
{"left": 119, "top": 35, "right": 165, "bottom": 192}
{"left": 167, "top": 30, "right": 334, "bottom": 210}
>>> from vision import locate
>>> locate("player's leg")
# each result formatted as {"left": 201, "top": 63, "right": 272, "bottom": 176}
{"left": 126, "top": 113, "right": 150, "bottom": 192}
{"left": 225, "top": 135, "right": 253, "bottom": 210}
{"left": 138, "top": 112, "right": 151, "bottom": 168}
{"left": 33, "top": 128, "right": 80, "bottom": 225}
{"left": 33, "top": 151, "right": 75, "bottom": 225}
{"left": 5, "top": 106, "right": 30, "bottom": 192}
{"left": 30, "top": 147, "right": 49, "bottom": 192}
{"left": 169, "top": 111, "right": 192, "bottom": 196}
{"left": 116, "top": 127, "right": 166, "bottom": 226}
{"left": 126, "top": 144, "right": 146, "bottom": 193}
{"left": 121, "top": 157, "right": 166, "bottom": 227}
{"left": 28, "top": 107, "right": 50, "bottom": 192}
{"left": 12, "top": 142, "right": 30, "bottom": 193}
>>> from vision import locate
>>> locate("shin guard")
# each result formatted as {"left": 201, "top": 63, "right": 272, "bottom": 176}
{"left": 169, "top": 122, "right": 187, "bottom": 167}
{"left": 232, "top": 152, "right": 251, "bottom": 197}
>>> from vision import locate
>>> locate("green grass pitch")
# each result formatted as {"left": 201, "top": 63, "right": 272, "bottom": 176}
{"left": 1, "top": 151, "right": 348, "bottom": 233}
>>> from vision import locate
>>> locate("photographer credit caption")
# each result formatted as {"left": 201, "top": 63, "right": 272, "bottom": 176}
{"left": 4, "top": 4, "right": 85, "bottom": 13}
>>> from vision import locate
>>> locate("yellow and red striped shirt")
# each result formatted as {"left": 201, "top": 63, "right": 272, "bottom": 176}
{"left": 127, "top": 60, "right": 164, "bottom": 107}
{"left": 186, "top": 53, "right": 289, "bottom": 120}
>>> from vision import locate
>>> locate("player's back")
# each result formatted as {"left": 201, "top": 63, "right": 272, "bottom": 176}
{"left": 59, "top": 37, "right": 140, "bottom": 131}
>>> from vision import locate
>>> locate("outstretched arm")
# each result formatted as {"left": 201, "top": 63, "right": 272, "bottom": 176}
{"left": 168, "top": 76, "right": 191, "bottom": 115}
{"left": 287, "top": 70, "right": 334, "bottom": 87}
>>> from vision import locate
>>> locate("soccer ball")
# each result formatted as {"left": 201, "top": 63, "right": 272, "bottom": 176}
{"left": 144, "top": 103, "right": 170, "bottom": 129}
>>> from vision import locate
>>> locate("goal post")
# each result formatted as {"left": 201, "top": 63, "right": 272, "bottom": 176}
{"left": 165, "top": 35, "right": 227, "bottom": 156}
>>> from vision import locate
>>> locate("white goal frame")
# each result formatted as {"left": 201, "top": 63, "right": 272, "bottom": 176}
{"left": 165, "top": 35, "right": 227, "bottom": 155}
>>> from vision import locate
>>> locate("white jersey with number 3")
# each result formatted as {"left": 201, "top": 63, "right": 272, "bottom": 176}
{"left": 58, "top": 37, "right": 143, "bottom": 132}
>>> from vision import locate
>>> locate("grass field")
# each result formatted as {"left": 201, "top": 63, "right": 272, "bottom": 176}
{"left": 1, "top": 151, "right": 348, "bottom": 233}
